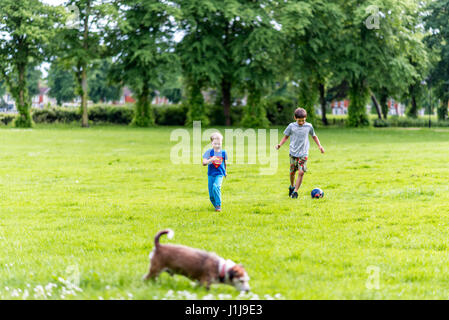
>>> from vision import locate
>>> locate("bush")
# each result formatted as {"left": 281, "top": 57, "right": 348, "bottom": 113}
{"left": 206, "top": 104, "right": 244, "bottom": 126}
{"left": 373, "top": 118, "right": 390, "bottom": 127}
{"left": 373, "top": 116, "right": 449, "bottom": 127}
{"left": 0, "top": 114, "right": 16, "bottom": 125}
{"left": 264, "top": 96, "right": 296, "bottom": 125}
{"left": 153, "top": 104, "right": 188, "bottom": 126}
{"left": 88, "top": 105, "right": 134, "bottom": 124}
{"left": 32, "top": 105, "right": 134, "bottom": 124}
{"left": 32, "top": 107, "right": 80, "bottom": 123}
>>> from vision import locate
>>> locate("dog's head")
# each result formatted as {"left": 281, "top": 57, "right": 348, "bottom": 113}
{"left": 227, "top": 264, "right": 250, "bottom": 292}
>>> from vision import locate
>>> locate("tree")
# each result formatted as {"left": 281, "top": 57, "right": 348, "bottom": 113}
{"left": 0, "top": 0, "right": 64, "bottom": 127}
{"left": 425, "top": 0, "right": 449, "bottom": 120}
{"left": 88, "top": 59, "right": 121, "bottom": 103}
{"left": 340, "top": 0, "right": 429, "bottom": 126}
{"left": 237, "top": 0, "right": 286, "bottom": 128}
{"left": 47, "top": 61, "right": 76, "bottom": 106}
{"left": 177, "top": 0, "right": 287, "bottom": 127}
{"left": 283, "top": 0, "right": 344, "bottom": 126}
{"left": 57, "top": 0, "right": 116, "bottom": 127}
{"left": 27, "top": 66, "right": 43, "bottom": 99}
{"left": 109, "top": 0, "right": 177, "bottom": 127}
{"left": 176, "top": 0, "right": 238, "bottom": 126}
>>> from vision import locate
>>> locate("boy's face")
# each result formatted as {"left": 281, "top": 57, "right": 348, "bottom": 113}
{"left": 212, "top": 138, "right": 222, "bottom": 149}
{"left": 295, "top": 117, "right": 306, "bottom": 126}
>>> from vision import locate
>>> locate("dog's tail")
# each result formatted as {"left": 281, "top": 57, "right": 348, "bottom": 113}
{"left": 154, "top": 229, "right": 174, "bottom": 248}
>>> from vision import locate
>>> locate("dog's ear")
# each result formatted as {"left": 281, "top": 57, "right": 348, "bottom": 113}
{"left": 228, "top": 269, "right": 236, "bottom": 281}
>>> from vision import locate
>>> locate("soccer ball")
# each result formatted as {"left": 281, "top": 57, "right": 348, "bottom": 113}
{"left": 311, "top": 188, "right": 324, "bottom": 199}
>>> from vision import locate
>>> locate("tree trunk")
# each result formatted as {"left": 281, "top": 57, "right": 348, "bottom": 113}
{"left": 186, "top": 80, "right": 208, "bottom": 125}
{"left": 348, "top": 80, "right": 370, "bottom": 127}
{"left": 318, "top": 83, "right": 328, "bottom": 125}
{"left": 133, "top": 83, "right": 153, "bottom": 126}
{"left": 411, "top": 95, "right": 417, "bottom": 117}
{"left": 81, "top": 66, "right": 89, "bottom": 127}
{"left": 370, "top": 92, "right": 383, "bottom": 119}
{"left": 221, "top": 79, "right": 232, "bottom": 126}
{"left": 379, "top": 90, "right": 389, "bottom": 120}
{"left": 241, "top": 86, "right": 269, "bottom": 128}
{"left": 437, "top": 98, "right": 448, "bottom": 121}
{"left": 405, "top": 84, "right": 418, "bottom": 118}
{"left": 81, "top": 0, "right": 90, "bottom": 128}
{"left": 15, "top": 63, "right": 32, "bottom": 127}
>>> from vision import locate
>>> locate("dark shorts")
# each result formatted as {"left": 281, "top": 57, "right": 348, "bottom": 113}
{"left": 290, "top": 155, "right": 308, "bottom": 173}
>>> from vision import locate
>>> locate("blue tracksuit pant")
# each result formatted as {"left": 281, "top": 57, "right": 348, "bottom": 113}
{"left": 208, "top": 175, "right": 224, "bottom": 208}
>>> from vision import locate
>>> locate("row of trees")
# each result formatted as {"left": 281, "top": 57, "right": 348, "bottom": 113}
{"left": 0, "top": 0, "right": 448, "bottom": 128}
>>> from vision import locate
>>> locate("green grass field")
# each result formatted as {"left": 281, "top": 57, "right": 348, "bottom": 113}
{"left": 0, "top": 124, "right": 448, "bottom": 299}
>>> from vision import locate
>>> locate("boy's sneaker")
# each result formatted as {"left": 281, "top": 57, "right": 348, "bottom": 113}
{"left": 291, "top": 191, "right": 298, "bottom": 199}
{"left": 289, "top": 186, "right": 295, "bottom": 197}
{"left": 215, "top": 207, "right": 222, "bottom": 212}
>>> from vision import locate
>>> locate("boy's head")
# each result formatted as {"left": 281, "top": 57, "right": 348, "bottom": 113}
{"left": 210, "top": 132, "right": 223, "bottom": 149}
{"left": 294, "top": 108, "right": 307, "bottom": 125}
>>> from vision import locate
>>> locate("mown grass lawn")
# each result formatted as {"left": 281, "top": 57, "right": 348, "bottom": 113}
{"left": 0, "top": 124, "right": 448, "bottom": 299}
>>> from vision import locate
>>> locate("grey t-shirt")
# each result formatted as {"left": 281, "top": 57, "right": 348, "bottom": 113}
{"left": 283, "top": 122, "right": 316, "bottom": 157}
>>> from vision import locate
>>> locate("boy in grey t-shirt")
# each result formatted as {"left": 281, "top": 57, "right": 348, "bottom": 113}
{"left": 275, "top": 108, "right": 325, "bottom": 199}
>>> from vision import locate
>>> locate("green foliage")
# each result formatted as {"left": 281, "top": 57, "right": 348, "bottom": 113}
{"left": 373, "top": 116, "right": 449, "bottom": 128}
{"left": 185, "top": 81, "right": 209, "bottom": 126}
{"left": 0, "top": 113, "right": 16, "bottom": 125}
{"left": 241, "top": 90, "right": 270, "bottom": 128}
{"left": 297, "top": 80, "right": 318, "bottom": 127}
{"left": 283, "top": 0, "right": 342, "bottom": 125}
{"left": 264, "top": 96, "right": 296, "bottom": 125}
{"left": 176, "top": 0, "right": 285, "bottom": 125}
{"left": 109, "top": 0, "right": 177, "bottom": 127}
{"left": 31, "top": 105, "right": 134, "bottom": 124}
{"left": 437, "top": 100, "right": 448, "bottom": 121}
{"left": 27, "top": 66, "right": 43, "bottom": 98}
{"left": 32, "top": 107, "right": 81, "bottom": 123}
{"left": 0, "top": 0, "right": 64, "bottom": 128}
{"left": 206, "top": 104, "right": 244, "bottom": 126}
{"left": 154, "top": 104, "right": 189, "bottom": 126}
{"left": 425, "top": 0, "right": 449, "bottom": 108}
{"left": 14, "top": 106, "right": 34, "bottom": 128}
{"left": 57, "top": 0, "right": 117, "bottom": 127}
{"left": 338, "top": 0, "right": 430, "bottom": 125}
{"left": 47, "top": 62, "right": 76, "bottom": 106}
{"left": 88, "top": 105, "right": 134, "bottom": 124}
{"left": 347, "top": 82, "right": 370, "bottom": 127}
{"left": 88, "top": 59, "right": 122, "bottom": 103}
{"left": 373, "top": 118, "right": 390, "bottom": 127}
{"left": 132, "top": 93, "right": 155, "bottom": 127}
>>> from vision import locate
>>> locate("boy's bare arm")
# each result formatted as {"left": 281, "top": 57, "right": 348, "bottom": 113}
{"left": 275, "top": 135, "right": 289, "bottom": 150}
{"left": 313, "top": 136, "right": 325, "bottom": 153}
{"left": 202, "top": 156, "right": 218, "bottom": 166}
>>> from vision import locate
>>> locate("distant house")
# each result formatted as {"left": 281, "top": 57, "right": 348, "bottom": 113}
{"left": 32, "top": 87, "right": 57, "bottom": 109}
{"left": 331, "top": 100, "right": 349, "bottom": 115}
{"left": 0, "top": 93, "right": 15, "bottom": 112}
{"left": 118, "top": 87, "right": 136, "bottom": 104}
{"left": 387, "top": 99, "right": 406, "bottom": 116}
{"left": 330, "top": 98, "right": 406, "bottom": 116}
{"left": 117, "top": 87, "right": 172, "bottom": 105}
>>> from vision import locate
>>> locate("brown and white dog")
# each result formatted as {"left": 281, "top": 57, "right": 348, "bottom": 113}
{"left": 143, "top": 229, "right": 250, "bottom": 292}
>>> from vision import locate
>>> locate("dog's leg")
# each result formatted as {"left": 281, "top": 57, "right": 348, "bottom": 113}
{"left": 165, "top": 269, "right": 175, "bottom": 277}
{"left": 143, "top": 261, "right": 162, "bottom": 281}
{"left": 199, "top": 277, "right": 211, "bottom": 290}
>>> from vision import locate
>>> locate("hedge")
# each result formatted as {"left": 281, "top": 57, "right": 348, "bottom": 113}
{"left": 2, "top": 104, "right": 448, "bottom": 128}
{"left": 373, "top": 117, "right": 449, "bottom": 128}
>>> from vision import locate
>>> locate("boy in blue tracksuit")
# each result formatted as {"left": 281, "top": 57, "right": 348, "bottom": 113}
{"left": 202, "top": 132, "right": 227, "bottom": 212}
